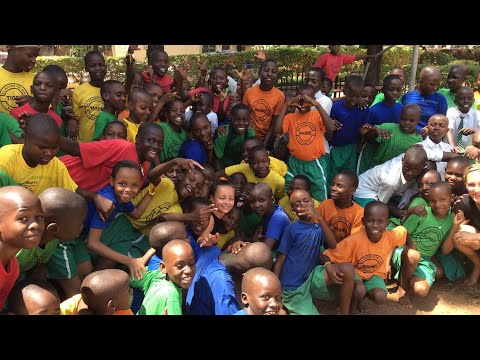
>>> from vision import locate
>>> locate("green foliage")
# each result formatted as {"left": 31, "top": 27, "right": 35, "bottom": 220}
{"left": 420, "top": 50, "right": 454, "bottom": 66}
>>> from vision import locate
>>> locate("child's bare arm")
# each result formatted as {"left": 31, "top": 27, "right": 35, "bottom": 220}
{"left": 59, "top": 135, "right": 80, "bottom": 156}
{"left": 273, "top": 252, "right": 286, "bottom": 278}
{"left": 264, "top": 115, "right": 279, "bottom": 149}
{"left": 442, "top": 210, "right": 466, "bottom": 254}
{"left": 142, "top": 248, "right": 156, "bottom": 265}
{"left": 128, "top": 193, "right": 153, "bottom": 219}
{"left": 273, "top": 101, "right": 293, "bottom": 136}
{"left": 446, "top": 128, "right": 455, "bottom": 148}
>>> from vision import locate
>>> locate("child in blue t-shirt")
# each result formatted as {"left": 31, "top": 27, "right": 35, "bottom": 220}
{"left": 179, "top": 112, "right": 212, "bottom": 165}
{"left": 273, "top": 189, "right": 340, "bottom": 315}
{"left": 328, "top": 75, "right": 368, "bottom": 186}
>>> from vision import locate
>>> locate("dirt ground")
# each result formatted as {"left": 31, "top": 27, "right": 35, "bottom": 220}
{"left": 314, "top": 277, "right": 480, "bottom": 315}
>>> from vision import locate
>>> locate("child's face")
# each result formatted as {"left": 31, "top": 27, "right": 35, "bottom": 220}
{"left": 201, "top": 167, "right": 215, "bottom": 187}
{"left": 238, "top": 183, "right": 255, "bottom": 208}
{"left": 188, "top": 203, "right": 211, "bottom": 236}
{"left": 0, "top": 195, "right": 44, "bottom": 249}
{"left": 343, "top": 85, "right": 363, "bottom": 107}
{"left": 161, "top": 244, "right": 195, "bottom": 289}
{"left": 445, "top": 162, "right": 467, "bottom": 192}
{"left": 322, "top": 81, "right": 332, "bottom": 96}
{"left": 129, "top": 95, "right": 153, "bottom": 123}
{"left": 132, "top": 73, "right": 145, "bottom": 90}
{"left": 427, "top": 115, "right": 448, "bottom": 143}
{"left": 455, "top": 88, "right": 474, "bottom": 114}
{"left": 290, "top": 190, "right": 313, "bottom": 219}
{"left": 31, "top": 73, "right": 57, "bottom": 104}
{"left": 399, "top": 108, "right": 420, "bottom": 134}
{"left": 136, "top": 127, "right": 164, "bottom": 163}
{"left": 24, "top": 133, "right": 60, "bottom": 166}
{"left": 110, "top": 167, "right": 142, "bottom": 204}
{"left": 419, "top": 72, "right": 441, "bottom": 96}
{"left": 296, "top": 89, "right": 315, "bottom": 114}
{"left": 361, "top": 86, "right": 376, "bottom": 107}
{"left": 259, "top": 61, "right": 278, "bottom": 87}
{"left": 230, "top": 174, "right": 247, "bottom": 199}
{"left": 197, "top": 96, "right": 213, "bottom": 115}
{"left": 231, "top": 109, "right": 250, "bottom": 135}
{"left": 242, "top": 275, "right": 282, "bottom": 315}
{"left": 12, "top": 46, "right": 40, "bottom": 72}
{"left": 105, "top": 84, "right": 127, "bottom": 112}
{"left": 177, "top": 170, "right": 205, "bottom": 200}
{"left": 249, "top": 150, "right": 270, "bottom": 179}
{"left": 465, "top": 170, "right": 480, "bottom": 204}
{"left": 85, "top": 54, "right": 107, "bottom": 82}
{"left": 305, "top": 71, "right": 323, "bottom": 93}
{"left": 145, "top": 86, "right": 164, "bottom": 107}
{"left": 211, "top": 185, "right": 235, "bottom": 215}
{"left": 383, "top": 78, "right": 403, "bottom": 102}
{"left": 56, "top": 206, "right": 87, "bottom": 242}
{"left": 229, "top": 92, "right": 241, "bottom": 103}
{"left": 241, "top": 139, "right": 259, "bottom": 163}
{"left": 287, "top": 178, "right": 309, "bottom": 197}
{"left": 401, "top": 156, "right": 426, "bottom": 182}
{"left": 330, "top": 174, "right": 356, "bottom": 201}
{"left": 362, "top": 205, "right": 389, "bottom": 243}
{"left": 390, "top": 69, "right": 406, "bottom": 84}
{"left": 166, "top": 100, "right": 185, "bottom": 130}
{"left": 226, "top": 101, "right": 240, "bottom": 119}
{"left": 190, "top": 117, "right": 212, "bottom": 144}
{"left": 150, "top": 52, "right": 169, "bottom": 77}
{"left": 222, "top": 208, "right": 241, "bottom": 232}
{"left": 166, "top": 165, "right": 184, "bottom": 185}
{"left": 209, "top": 69, "right": 228, "bottom": 93}
{"left": 447, "top": 68, "right": 466, "bottom": 91}
{"left": 22, "top": 288, "right": 60, "bottom": 315}
{"left": 428, "top": 186, "right": 452, "bottom": 219}
{"left": 250, "top": 189, "right": 274, "bottom": 217}
{"left": 329, "top": 45, "right": 340, "bottom": 55}
{"left": 418, "top": 172, "right": 441, "bottom": 199}
{"left": 103, "top": 123, "right": 127, "bottom": 140}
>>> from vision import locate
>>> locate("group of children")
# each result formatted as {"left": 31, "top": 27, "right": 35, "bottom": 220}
{"left": 1, "top": 44, "right": 480, "bottom": 315}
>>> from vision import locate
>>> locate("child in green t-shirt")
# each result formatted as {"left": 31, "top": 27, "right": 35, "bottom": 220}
{"left": 130, "top": 240, "right": 195, "bottom": 315}
{"left": 393, "top": 181, "right": 454, "bottom": 309}
{"left": 93, "top": 80, "right": 127, "bottom": 140}
{"left": 159, "top": 99, "right": 187, "bottom": 162}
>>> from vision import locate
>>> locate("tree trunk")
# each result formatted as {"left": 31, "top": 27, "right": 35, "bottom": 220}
{"left": 364, "top": 45, "right": 384, "bottom": 85}
{"left": 147, "top": 45, "right": 164, "bottom": 60}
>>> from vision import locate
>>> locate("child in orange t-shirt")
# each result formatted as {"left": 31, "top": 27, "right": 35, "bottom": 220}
{"left": 317, "top": 171, "right": 364, "bottom": 243}
{"left": 274, "top": 84, "right": 336, "bottom": 201}
{"left": 242, "top": 59, "right": 285, "bottom": 148}
{"left": 321, "top": 201, "right": 409, "bottom": 313}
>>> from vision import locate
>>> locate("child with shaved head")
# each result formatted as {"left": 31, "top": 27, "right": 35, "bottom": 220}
{"left": 16, "top": 187, "right": 87, "bottom": 282}
{"left": 236, "top": 267, "right": 283, "bottom": 315}
{"left": 131, "top": 240, "right": 195, "bottom": 315}
{"left": 186, "top": 241, "right": 273, "bottom": 315}
{"left": 0, "top": 186, "right": 44, "bottom": 309}
{"left": 7, "top": 279, "right": 60, "bottom": 315}
{"left": 80, "top": 269, "right": 133, "bottom": 315}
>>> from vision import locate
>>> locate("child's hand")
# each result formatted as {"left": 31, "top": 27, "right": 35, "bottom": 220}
{"left": 14, "top": 95, "right": 33, "bottom": 107}
{"left": 453, "top": 194, "right": 467, "bottom": 206}
{"left": 454, "top": 210, "right": 468, "bottom": 226}
{"left": 191, "top": 92, "right": 202, "bottom": 103}
{"left": 420, "top": 126, "right": 428, "bottom": 137}
{"left": 301, "top": 94, "right": 317, "bottom": 107}
{"left": 235, "top": 68, "right": 251, "bottom": 82}
{"left": 254, "top": 50, "right": 266, "bottom": 62}
{"left": 460, "top": 128, "right": 476, "bottom": 136}
{"left": 216, "top": 124, "right": 227, "bottom": 136}
{"left": 286, "top": 95, "right": 301, "bottom": 108}
{"left": 407, "top": 205, "right": 427, "bottom": 217}
{"left": 197, "top": 232, "right": 219, "bottom": 248}
{"left": 197, "top": 60, "right": 208, "bottom": 76}
{"left": 359, "top": 123, "right": 373, "bottom": 135}
{"left": 295, "top": 202, "right": 316, "bottom": 221}
{"left": 66, "top": 117, "right": 79, "bottom": 139}
{"left": 375, "top": 127, "right": 393, "bottom": 139}
{"left": 190, "top": 204, "right": 217, "bottom": 223}
{"left": 325, "top": 263, "right": 344, "bottom": 285}
{"left": 355, "top": 97, "right": 369, "bottom": 110}
{"left": 227, "top": 240, "right": 249, "bottom": 254}
{"left": 93, "top": 194, "right": 114, "bottom": 222}
{"left": 217, "top": 89, "right": 228, "bottom": 102}
{"left": 332, "top": 119, "right": 343, "bottom": 131}
{"left": 128, "top": 257, "right": 147, "bottom": 281}
{"left": 454, "top": 146, "right": 466, "bottom": 154}
{"left": 16, "top": 111, "right": 32, "bottom": 132}
{"left": 176, "top": 158, "right": 204, "bottom": 172}
{"left": 160, "top": 91, "right": 179, "bottom": 104}
{"left": 464, "top": 146, "right": 480, "bottom": 160}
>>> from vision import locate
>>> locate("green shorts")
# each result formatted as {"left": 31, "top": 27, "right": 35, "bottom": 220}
{"left": 328, "top": 144, "right": 358, "bottom": 187}
{"left": 354, "top": 273, "right": 387, "bottom": 293}
{"left": 285, "top": 155, "right": 328, "bottom": 202}
{"left": 357, "top": 142, "right": 380, "bottom": 175}
{"left": 46, "top": 234, "right": 90, "bottom": 280}
{"left": 392, "top": 246, "right": 436, "bottom": 286}
{"left": 97, "top": 214, "right": 148, "bottom": 260}
{"left": 282, "top": 265, "right": 336, "bottom": 315}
